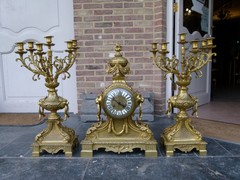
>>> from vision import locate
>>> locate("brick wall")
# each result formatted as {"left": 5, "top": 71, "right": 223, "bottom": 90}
{"left": 73, "top": 0, "right": 167, "bottom": 115}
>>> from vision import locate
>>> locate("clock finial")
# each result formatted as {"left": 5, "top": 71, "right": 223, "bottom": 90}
{"left": 114, "top": 43, "right": 122, "bottom": 57}
{"left": 107, "top": 44, "right": 130, "bottom": 81}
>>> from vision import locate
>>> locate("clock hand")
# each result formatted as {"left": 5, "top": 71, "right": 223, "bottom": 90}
{"left": 112, "top": 97, "right": 126, "bottom": 108}
{"left": 118, "top": 101, "right": 126, "bottom": 108}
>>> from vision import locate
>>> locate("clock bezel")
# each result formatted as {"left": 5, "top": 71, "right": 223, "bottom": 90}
{"left": 102, "top": 85, "right": 136, "bottom": 119}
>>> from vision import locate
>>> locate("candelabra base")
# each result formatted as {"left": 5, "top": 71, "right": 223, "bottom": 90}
{"left": 32, "top": 115, "right": 78, "bottom": 157}
{"left": 161, "top": 117, "right": 207, "bottom": 156}
{"left": 81, "top": 118, "right": 157, "bottom": 157}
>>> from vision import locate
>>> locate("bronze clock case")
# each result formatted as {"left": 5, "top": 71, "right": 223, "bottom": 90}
{"left": 81, "top": 44, "right": 157, "bottom": 157}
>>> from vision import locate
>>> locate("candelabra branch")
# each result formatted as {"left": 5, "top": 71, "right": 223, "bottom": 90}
{"left": 189, "top": 52, "right": 217, "bottom": 77}
{"left": 151, "top": 53, "right": 180, "bottom": 78}
{"left": 53, "top": 54, "right": 76, "bottom": 81}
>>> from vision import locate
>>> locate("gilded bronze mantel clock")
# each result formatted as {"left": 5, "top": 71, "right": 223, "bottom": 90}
{"left": 81, "top": 44, "right": 157, "bottom": 157}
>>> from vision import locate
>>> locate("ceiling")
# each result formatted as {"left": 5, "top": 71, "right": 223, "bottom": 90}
{"left": 213, "top": 0, "right": 240, "bottom": 20}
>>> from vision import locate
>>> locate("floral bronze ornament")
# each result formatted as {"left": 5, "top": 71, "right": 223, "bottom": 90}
{"left": 150, "top": 34, "right": 216, "bottom": 156}
{"left": 81, "top": 44, "right": 157, "bottom": 157}
{"left": 15, "top": 36, "right": 78, "bottom": 157}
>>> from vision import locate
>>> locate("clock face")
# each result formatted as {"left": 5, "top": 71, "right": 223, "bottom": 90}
{"left": 103, "top": 87, "right": 135, "bottom": 119}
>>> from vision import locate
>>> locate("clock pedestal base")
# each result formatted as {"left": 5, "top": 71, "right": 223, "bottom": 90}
{"left": 81, "top": 118, "right": 157, "bottom": 157}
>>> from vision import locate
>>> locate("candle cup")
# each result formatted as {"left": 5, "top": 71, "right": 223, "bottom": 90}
{"left": 36, "top": 43, "right": 43, "bottom": 51}
{"left": 151, "top": 43, "right": 158, "bottom": 50}
{"left": 207, "top": 37, "right": 215, "bottom": 47}
{"left": 72, "top": 40, "right": 78, "bottom": 49}
{"left": 16, "top": 42, "right": 25, "bottom": 51}
{"left": 179, "top": 33, "right": 187, "bottom": 43}
{"left": 66, "top": 41, "right": 73, "bottom": 50}
{"left": 191, "top": 40, "right": 199, "bottom": 50}
{"left": 27, "top": 42, "right": 34, "bottom": 50}
{"left": 45, "top": 36, "right": 53, "bottom": 44}
{"left": 201, "top": 40, "right": 207, "bottom": 48}
{"left": 161, "top": 42, "right": 168, "bottom": 52}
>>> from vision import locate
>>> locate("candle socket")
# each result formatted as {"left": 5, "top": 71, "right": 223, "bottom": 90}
{"left": 16, "top": 42, "right": 24, "bottom": 51}
{"left": 36, "top": 43, "right": 43, "bottom": 51}
{"left": 66, "top": 41, "right": 73, "bottom": 50}
{"left": 45, "top": 36, "right": 53, "bottom": 44}
{"left": 151, "top": 42, "right": 158, "bottom": 50}
{"left": 179, "top": 33, "right": 187, "bottom": 43}
{"left": 161, "top": 42, "right": 168, "bottom": 51}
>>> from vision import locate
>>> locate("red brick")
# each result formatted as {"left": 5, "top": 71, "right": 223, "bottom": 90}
{"left": 74, "top": 17, "right": 82, "bottom": 22}
{"left": 104, "top": 16, "right": 123, "bottom": 21}
{"left": 85, "top": 53, "right": 103, "bottom": 58}
{"left": 94, "top": 10, "right": 113, "bottom": 15}
{"left": 121, "top": 46, "right": 134, "bottom": 51}
{"left": 128, "top": 76, "right": 143, "bottom": 81}
{"left": 85, "top": 65, "right": 104, "bottom": 70}
{"left": 76, "top": 70, "right": 94, "bottom": 76}
{"left": 145, "top": 15, "right": 153, "bottom": 20}
{"left": 124, "top": 15, "right": 143, "bottom": 21}
{"left": 145, "top": 2, "right": 154, "bottom": 7}
{"left": 78, "top": 47, "right": 94, "bottom": 52}
{"left": 86, "top": 76, "right": 104, "bottom": 81}
{"left": 125, "top": 52, "right": 143, "bottom": 57}
{"left": 85, "top": 41, "right": 103, "bottom": 46}
{"left": 95, "top": 22, "right": 113, "bottom": 27}
{"left": 83, "top": 4, "right": 102, "bottom": 9}
{"left": 125, "top": 28, "right": 144, "bottom": 33}
{"left": 73, "top": 4, "right": 82, "bottom": 9}
{"left": 135, "top": 34, "right": 153, "bottom": 39}
{"left": 124, "top": 3, "right": 143, "bottom": 8}
{"left": 125, "top": 40, "right": 143, "bottom": 45}
{"left": 76, "top": 35, "right": 93, "bottom": 40}
{"left": 115, "top": 34, "right": 134, "bottom": 39}
{"left": 114, "top": 22, "right": 133, "bottom": 27}
{"left": 104, "top": 3, "right": 123, "bottom": 8}
{"left": 84, "top": 16, "right": 103, "bottom": 22}
{"left": 85, "top": 29, "right": 102, "bottom": 34}
{"left": 94, "top": 34, "right": 113, "bottom": 40}
{"left": 104, "top": 28, "right": 123, "bottom": 33}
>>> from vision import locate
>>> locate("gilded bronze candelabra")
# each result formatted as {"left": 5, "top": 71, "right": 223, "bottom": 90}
{"left": 15, "top": 36, "right": 78, "bottom": 157}
{"left": 150, "top": 33, "right": 216, "bottom": 156}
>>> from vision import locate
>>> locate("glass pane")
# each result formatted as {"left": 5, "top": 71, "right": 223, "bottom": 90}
{"left": 183, "top": 0, "right": 209, "bottom": 36}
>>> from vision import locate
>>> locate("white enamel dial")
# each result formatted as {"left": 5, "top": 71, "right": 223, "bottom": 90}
{"left": 103, "top": 87, "right": 135, "bottom": 119}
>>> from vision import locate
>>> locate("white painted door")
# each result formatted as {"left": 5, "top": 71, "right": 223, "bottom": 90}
{"left": 170, "top": 0, "right": 214, "bottom": 106}
{"left": 0, "top": 0, "right": 78, "bottom": 113}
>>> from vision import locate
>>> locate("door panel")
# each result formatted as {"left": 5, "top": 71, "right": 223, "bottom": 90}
{"left": 174, "top": 0, "right": 213, "bottom": 105}
{"left": 0, "top": 0, "right": 77, "bottom": 113}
